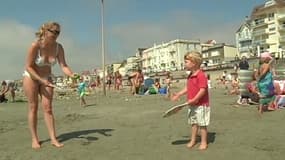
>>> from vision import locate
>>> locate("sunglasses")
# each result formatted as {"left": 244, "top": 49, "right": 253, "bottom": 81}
{"left": 47, "top": 29, "right": 60, "bottom": 35}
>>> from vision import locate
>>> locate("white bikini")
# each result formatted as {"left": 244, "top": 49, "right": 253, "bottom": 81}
{"left": 23, "top": 43, "right": 59, "bottom": 79}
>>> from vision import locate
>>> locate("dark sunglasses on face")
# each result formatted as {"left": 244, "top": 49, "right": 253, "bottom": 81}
{"left": 47, "top": 29, "right": 60, "bottom": 35}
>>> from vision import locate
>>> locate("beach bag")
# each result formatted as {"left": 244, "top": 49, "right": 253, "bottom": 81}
{"left": 158, "top": 87, "right": 167, "bottom": 94}
{"left": 149, "top": 87, "right": 157, "bottom": 94}
{"left": 0, "top": 94, "right": 7, "bottom": 103}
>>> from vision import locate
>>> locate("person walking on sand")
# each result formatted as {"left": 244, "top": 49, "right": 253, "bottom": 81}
{"left": 129, "top": 69, "right": 144, "bottom": 95}
{"left": 134, "top": 69, "right": 144, "bottom": 94}
{"left": 164, "top": 72, "right": 172, "bottom": 98}
{"left": 78, "top": 77, "right": 87, "bottom": 107}
{"left": 171, "top": 51, "right": 210, "bottom": 150}
{"left": 256, "top": 52, "right": 275, "bottom": 114}
{"left": 114, "top": 70, "right": 122, "bottom": 91}
{"left": 22, "top": 21, "right": 77, "bottom": 149}
{"left": 0, "top": 81, "right": 9, "bottom": 103}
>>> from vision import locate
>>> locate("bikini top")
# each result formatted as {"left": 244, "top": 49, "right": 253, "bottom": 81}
{"left": 35, "top": 43, "right": 59, "bottom": 67}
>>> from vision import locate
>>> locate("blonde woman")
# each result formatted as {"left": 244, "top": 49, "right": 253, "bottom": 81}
{"left": 23, "top": 21, "right": 76, "bottom": 149}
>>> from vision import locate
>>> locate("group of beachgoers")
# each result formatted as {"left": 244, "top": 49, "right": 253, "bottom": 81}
{"left": 214, "top": 53, "right": 285, "bottom": 115}
{"left": 126, "top": 69, "right": 172, "bottom": 97}
{"left": 0, "top": 80, "right": 17, "bottom": 103}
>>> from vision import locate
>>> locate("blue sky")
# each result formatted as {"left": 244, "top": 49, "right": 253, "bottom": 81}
{"left": 0, "top": 0, "right": 265, "bottom": 79}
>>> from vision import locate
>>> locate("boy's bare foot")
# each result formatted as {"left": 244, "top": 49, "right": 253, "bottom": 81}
{"left": 51, "top": 141, "right": 64, "bottom": 148}
{"left": 32, "top": 141, "right": 41, "bottom": 149}
{"left": 186, "top": 141, "right": 196, "bottom": 149}
{"left": 198, "top": 144, "right": 208, "bottom": 150}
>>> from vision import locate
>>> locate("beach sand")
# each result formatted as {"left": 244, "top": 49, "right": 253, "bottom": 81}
{"left": 1, "top": 81, "right": 285, "bottom": 160}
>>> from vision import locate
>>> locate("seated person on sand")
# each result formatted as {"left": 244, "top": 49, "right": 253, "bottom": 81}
{"left": 144, "top": 78, "right": 161, "bottom": 95}
{"left": 164, "top": 72, "right": 172, "bottom": 97}
{"left": 215, "top": 75, "right": 227, "bottom": 87}
{"left": 229, "top": 74, "right": 239, "bottom": 95}
{"left": 236, "top": 70, "right": 260, "bottom": 105}
{"left": 273, "top": 79, "right": 285, "bottom": 109}
{"left": 245, "top": 74, "right": 260, "bottom": 105}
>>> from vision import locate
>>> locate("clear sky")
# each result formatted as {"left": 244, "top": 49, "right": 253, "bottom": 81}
{"left": 0, "top": 0, "right": 265, "bottom": 80}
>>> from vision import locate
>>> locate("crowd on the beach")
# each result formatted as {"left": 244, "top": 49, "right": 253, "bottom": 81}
{"left": 213, "top": 53, "right": 285, "bottom": 115}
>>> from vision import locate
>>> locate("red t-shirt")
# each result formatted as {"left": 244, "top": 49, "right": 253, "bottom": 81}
{"left": 187, "top": 70, "right": 209, "bottom": 106}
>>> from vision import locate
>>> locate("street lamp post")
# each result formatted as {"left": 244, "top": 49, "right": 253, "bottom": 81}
{"left": 101, "top": 0, "right": 106, "bottom": 96}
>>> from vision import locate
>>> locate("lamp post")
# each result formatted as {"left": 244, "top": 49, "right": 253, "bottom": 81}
{"left": 101, "top": 0, "right": 106, "bottom": 96}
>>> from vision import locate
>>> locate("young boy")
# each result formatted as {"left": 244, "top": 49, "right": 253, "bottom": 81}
{"left": 78, "top": 77, "right": 87, "bottom": 107}
{"left": 171, "top": 51, "right": 210, "bottom": 150}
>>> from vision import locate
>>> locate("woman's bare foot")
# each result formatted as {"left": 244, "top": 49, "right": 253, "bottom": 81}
{"left": 258, "top": 106, "right": 263, "bottom": 115}
{"left": 198, "top": 144, "right": 208, "bottom": 150}
{"left": 186, "top": 141, "right": 196, "bottom": 149}
{"left": 32, "top": 141, "right": 41, "bottom": 149}
{"left": 51, "top": 141, "right": 64, "bottom": 148}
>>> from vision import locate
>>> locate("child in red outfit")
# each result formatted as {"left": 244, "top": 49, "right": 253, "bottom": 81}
{"left": 171, "top": 51, "right": 210, "bottom": 150}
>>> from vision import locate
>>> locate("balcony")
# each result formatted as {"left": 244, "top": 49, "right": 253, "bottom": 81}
{"left": 266, "top": 38, "right": 277, "bottom": 44}
{"left": 238, "top": 37, "right": 252, "bottom": 42}
{"left": 278, "top": 15, "right": 285, "bottom": 21}
{"left": 252, "top": 29, "right": 268, "bottom": 36}
{"left": 253, "top": 19, "right": 267, "bottom": 28}
{"left": 279, "top": 24, "right": 285, "bottom": 31}
{"left": 239, "top": 47, "right": 251, "bottom": 53}
{"left": 279, "top": 36, "right": 285, "bottom": 42}
{"left": 253, "top": 39, "right": 266, "bottom": 45}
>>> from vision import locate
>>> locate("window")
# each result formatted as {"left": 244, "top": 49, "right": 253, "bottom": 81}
{"left": 211, "top": 51, "right": 220, "bottom": 56}
{"left": 268, "top": 13, "right": 274, "bottom": 20}
{"left": 269, "top": 27, "right": 275, "bottom": 31}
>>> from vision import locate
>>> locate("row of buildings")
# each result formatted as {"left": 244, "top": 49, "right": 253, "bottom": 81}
{"left": 106, "top": 39, "right": 238, "bottom": 76}
{"left": 236, "top": 0, "right": 285, "bottom": 58}
{"left": 98, "top": 0, "right": 285, "bottom": 77}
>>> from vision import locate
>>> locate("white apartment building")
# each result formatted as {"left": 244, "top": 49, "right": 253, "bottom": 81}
{"left": 141, "top": 39, "right": 201, "bottom": 73}
{"left": 235, "top": 17, "right": 253, "bottom": 58}
{"left": 125, "top": 56, "right": 140, "bottom": 73}
{"left": 251, "top": 0, "right": 285, "bottom": 58}
{"left": 202, "top": 44, "right": 238, "bottom": 66}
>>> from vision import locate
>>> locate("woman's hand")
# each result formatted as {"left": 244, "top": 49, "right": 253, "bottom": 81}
{"left": 41, "top": 79, "right": 54, "bottom": 88}
{"left": 71, "top": 73, "right": 80, "bottom": 80}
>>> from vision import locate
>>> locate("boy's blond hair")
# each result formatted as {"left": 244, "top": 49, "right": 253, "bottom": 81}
{"left": 184, "top": 51, "right": 202, "bottom": 66}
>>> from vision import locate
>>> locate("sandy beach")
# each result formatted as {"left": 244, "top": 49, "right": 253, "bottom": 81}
{"left": 1, "top": 80, "right": 285, "bottom": 160}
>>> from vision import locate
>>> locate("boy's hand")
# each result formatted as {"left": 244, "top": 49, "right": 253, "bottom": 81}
{"left": 171, "top": 93, "right": 180, "bottom": 101}
{"left": 187, "top": 99, "right": 197, "bottom": 105}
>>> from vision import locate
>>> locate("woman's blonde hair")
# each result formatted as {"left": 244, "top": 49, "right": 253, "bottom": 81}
{"left": 184, "top": 51, "right": 202, "bottom": 66}
{"left": 35, "top": 21, "right": 60, "bottom": 39}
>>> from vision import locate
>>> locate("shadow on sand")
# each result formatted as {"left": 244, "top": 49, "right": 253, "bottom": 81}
{"left": 41, "top": 129, "right": 114, "bottom": 144}
{"left": 84, "top": 103, "right": 96, "bottom": 107}
{"left": 171, "top": 132, "right": 216, "bottom": 145}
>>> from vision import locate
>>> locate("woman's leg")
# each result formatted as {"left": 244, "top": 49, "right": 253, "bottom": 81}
{"left": 258, "top": 104, "right": 263, "bottom": 115}
{"left": 23, "top": 77, "right": 40, "bottom": 149}
{"left": 39, "top": 85, "right": 63, "bottom": 148}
